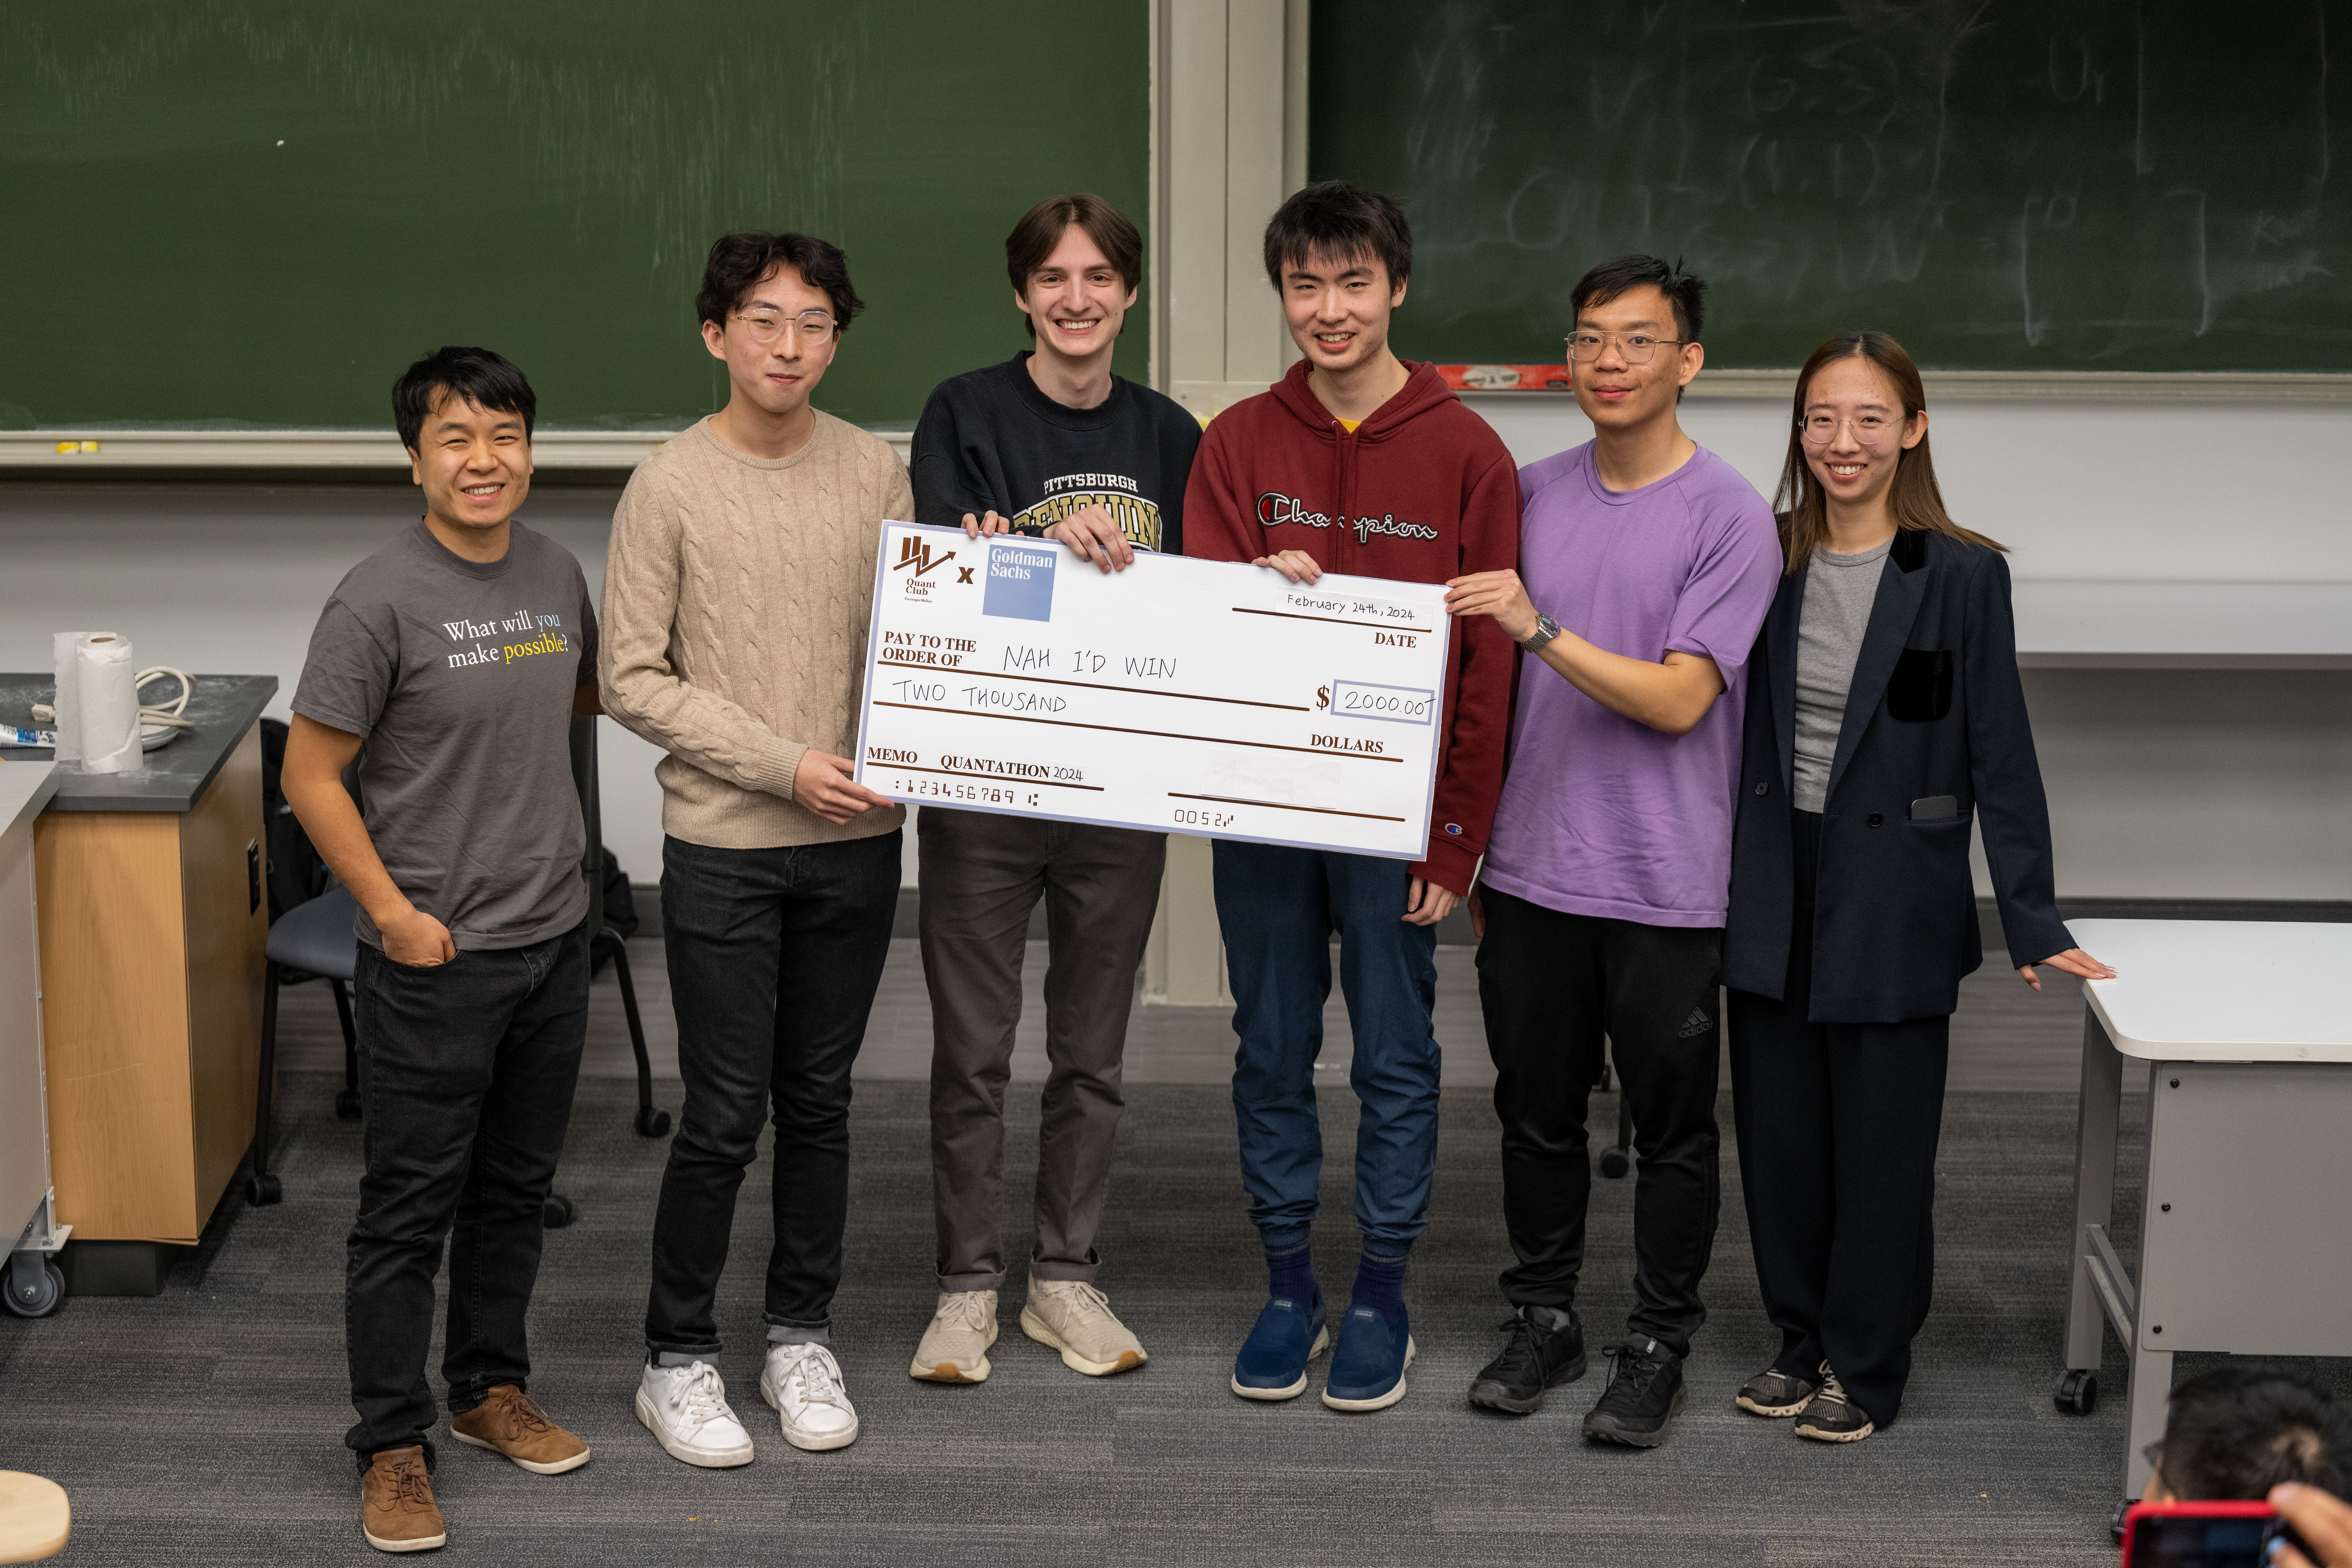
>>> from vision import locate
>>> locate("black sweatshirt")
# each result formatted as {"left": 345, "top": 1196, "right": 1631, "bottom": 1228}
{"left": 909, "top": 353, "right": 1201, "bottom": 553}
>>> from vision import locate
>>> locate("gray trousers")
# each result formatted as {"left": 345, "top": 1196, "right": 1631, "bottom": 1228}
{"left": 917, "top": 807, "right": 1166, "bottom": 1292}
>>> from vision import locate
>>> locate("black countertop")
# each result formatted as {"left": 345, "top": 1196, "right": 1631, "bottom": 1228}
{"left": 0, "top": 673, "right": 277, "bottom": 812}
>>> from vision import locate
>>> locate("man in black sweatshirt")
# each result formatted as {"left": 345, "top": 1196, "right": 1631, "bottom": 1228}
{"left": 905, "top": 194, "right": 1200, "bottom": 1388}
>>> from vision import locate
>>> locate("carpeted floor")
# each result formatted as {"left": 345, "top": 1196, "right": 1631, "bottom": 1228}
{"left": 6, "top": 1049, "right": 2283, "bottom": 1565}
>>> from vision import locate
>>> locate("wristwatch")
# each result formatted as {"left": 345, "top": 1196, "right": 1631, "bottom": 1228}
{"left": 1518, "top": 613, "right": 1562, "bottom": 653}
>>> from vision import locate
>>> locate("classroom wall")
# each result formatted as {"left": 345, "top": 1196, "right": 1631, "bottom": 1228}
{"left": 5, "top": 392, "right": 2347, "bottom": 902}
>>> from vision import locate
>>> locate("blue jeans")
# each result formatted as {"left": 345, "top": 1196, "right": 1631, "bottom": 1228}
{"left": 1212, "top": 841, "right": 1442, "bottom": 1256}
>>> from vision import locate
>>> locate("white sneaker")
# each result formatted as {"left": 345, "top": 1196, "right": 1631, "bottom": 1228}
{"left": 760, "top": 1342, "right": 861, "bottom": 1452}
{"left": 636, "top": 1360, "right": 755, "bottom": 1468}
{"left": 1020, "top": 1276, "right": 1148, "bottom": 1376}
{"left": 910, "top": 1289, "right": 999, "bottom": 1383}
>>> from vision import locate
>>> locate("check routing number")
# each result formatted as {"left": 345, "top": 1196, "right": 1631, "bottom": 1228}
{"left": 853, "top": 523, "right": 1452, "bottom": 859}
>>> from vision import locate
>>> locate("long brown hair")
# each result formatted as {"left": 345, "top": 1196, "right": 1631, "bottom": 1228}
{"left": 1772, "top": 329, "right": 2005, "bottom": 572}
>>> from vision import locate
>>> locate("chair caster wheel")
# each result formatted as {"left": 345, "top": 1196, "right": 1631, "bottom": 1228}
{"left": 246, "top": 1171, "right": 284, "bottom": 1206}
{"left": 1599, "top": 1147, "right": 1631, "bottom": 1179}
{"left": 541, "top": 1194, "right": 575, "bottom": 1229}
{"left": 3, "top": 1259, "right": 65, "bottom": 1318}
{"left": 636, "top": 1107, "right": 672, "bottom": 1138}
{"left": 2110, "top": 1497, "right": 2133, "bottom": 1544}
{"left": 2056, "top": 1369, "right": 2097, "bottom": 1416}
{"left": 335, "top": 1089, "right": 362, "bottom": 1120}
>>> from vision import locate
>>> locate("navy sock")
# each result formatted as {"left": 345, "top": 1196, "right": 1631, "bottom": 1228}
{"left": 1352, "top": 1250, "right": 1408, "bottom": 1323}
{"left": 1266, "top": 1243, "right": 1319, "bottom": 1310}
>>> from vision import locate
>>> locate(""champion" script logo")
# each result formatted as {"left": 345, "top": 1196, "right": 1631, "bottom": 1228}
{"left": 1255, "top": 491, "right": 1439, "bottom": 544}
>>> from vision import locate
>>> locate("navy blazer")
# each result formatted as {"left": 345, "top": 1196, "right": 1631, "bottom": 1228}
{"left": 1722, "top": 528, "right": 2074, "bottom": 1023}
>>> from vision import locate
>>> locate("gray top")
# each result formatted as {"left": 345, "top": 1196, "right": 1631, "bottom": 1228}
{"left": 1791, "top": 535, "right": 1892, "bottom": 813}
{"left": 0, "top": 673, "right": 276, "bottom": 812}
{"left": 292, "top": 518, "right": 597, "bottom": 953}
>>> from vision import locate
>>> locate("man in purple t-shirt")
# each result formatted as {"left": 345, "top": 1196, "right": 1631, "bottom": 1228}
{"left": 1445, "top": 256, "right": 1780, "bottom": 1449}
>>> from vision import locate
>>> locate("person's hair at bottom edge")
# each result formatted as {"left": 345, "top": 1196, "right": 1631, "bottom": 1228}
{"left": 2154, "top": 1366, "right": 2352, "bottom": 1500}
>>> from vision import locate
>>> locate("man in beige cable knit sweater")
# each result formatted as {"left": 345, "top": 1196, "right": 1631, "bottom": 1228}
{"left": 599, "top": 232, "right": 910, "bottom": 1468}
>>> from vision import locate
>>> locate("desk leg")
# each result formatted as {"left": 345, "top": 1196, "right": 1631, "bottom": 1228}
{"left": 2124, "top": 1341, "right": 2172, "bottom": 1498}
{"left": 2065, "top": 1008, "right": 2123, "bottom": 1372}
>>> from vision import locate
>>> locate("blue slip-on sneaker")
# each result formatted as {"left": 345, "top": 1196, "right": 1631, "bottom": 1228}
{"left": 1230, "top": 1295, "right": 1331, "bottom": 1401}
{"left": 1320, "top": 1303, "right": 1417, "bottom": 1413}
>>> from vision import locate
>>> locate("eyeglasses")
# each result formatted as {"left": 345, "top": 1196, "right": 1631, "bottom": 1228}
{"left": 1565, "top": 330, "right": 1686, "bottom": 364}
{"left": 734, "top": 309, "right": 837, "bottom": 345}
{"left": 1798, "top": 412, "right": 1898, "bottom": 447}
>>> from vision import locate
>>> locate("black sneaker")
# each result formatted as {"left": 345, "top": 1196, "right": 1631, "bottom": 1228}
{"left": 1468, "top": 1305, "right": 1587, "bottom": 1415}
{"left": 1581, "top": 1335, "right": 1687, "bottom": 1448}
{"left": 1792, "top": 1364, "right": 1876, "bottom": 1443}
{"left": 1735, "top": 1365, "right": 1820, "bottom": 1418}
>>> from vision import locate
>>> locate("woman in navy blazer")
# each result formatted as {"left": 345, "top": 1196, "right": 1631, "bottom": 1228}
{"left": 1721, "top": 331, "right": 2112, "bottom": 1443}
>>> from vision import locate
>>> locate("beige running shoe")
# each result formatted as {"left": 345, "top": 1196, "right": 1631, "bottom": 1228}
{"left": 1020, "top": 1275, "right": 1147, "bottom": 1376}
{"left": 910, "top": 1289, "right": 999, "bottom": 1383}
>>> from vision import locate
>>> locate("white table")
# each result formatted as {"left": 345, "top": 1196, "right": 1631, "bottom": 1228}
{"left": 2059, "top": 919, "right": 2352, "bottom": 1503}
{"left": 0, "top": 761, "right": 64, "bottom": 1317}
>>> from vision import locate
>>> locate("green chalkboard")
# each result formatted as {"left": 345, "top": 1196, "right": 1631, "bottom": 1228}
{"left": 1310, "top": 1, "right": 2350, "bottom": 372}
{"left": 0, "top": 2, "right": 1147, "bottom": 430}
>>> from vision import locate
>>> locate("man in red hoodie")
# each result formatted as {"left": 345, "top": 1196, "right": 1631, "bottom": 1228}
{"left": 1185, "top": 181, "right": 1520, "bottom": 1413}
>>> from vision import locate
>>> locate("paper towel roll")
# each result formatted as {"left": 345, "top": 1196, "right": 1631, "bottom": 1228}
{"left": 50, "top": 629, "right": 102, "bottom": 765}
{"left": 75, "top": 635, "right": 142, "bottom": 774}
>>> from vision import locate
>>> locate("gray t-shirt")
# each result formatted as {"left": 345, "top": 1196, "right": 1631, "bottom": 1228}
{"left": 1790, "top": 535, "right": 1892, "bottom": 813}
{"left": 293, "top": 518, "right": 598, "bottom": 951}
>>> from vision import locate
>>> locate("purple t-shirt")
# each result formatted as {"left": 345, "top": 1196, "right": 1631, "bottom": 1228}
{"left": 1482, "top": 441, "right": 1781, "bottom": 927}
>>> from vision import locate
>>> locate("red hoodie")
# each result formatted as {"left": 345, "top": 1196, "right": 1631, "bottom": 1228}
{"left": 1184, "top": 358, "right": 1521, "bottom": 894}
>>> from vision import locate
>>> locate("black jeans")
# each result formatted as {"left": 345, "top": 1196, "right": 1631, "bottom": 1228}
{"left": 345, "top": 923, "right": 588, "bottom": 1466}
{"left": 1728, "top": 808, "right": 1948, "bottom": 1428}
{"left": 644, "top": 831, "right": 900, "bottom": 1355}
{"left": 1476, "top": 888, "right": 1724, "bottom": 1358}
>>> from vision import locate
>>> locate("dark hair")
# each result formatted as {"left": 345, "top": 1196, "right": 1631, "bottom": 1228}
{"left": 2155, "top": 1368, "right": 2352, "bottom": 1501}
{"left": 1006, "top": 194, "right": 1142, "bottom": 341}
{"left": 695, "top": 232, "right": 865, "bottom": 333}
{"left": 1569, "top": 254, "right": 1706, "bottom": 346}
{"left": 1771, "top": 329, "right": 2006, "bottom": 572}
{"left": 1262, "top": 181, "right": 1412, "bottom": 291}
{"left": 392, "top": 347, "right": 535, "bottom": 453}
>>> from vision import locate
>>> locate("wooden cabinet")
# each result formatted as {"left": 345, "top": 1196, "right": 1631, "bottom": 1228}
{"left": 33, "top": 724, "right": 267, "bottom": 1243}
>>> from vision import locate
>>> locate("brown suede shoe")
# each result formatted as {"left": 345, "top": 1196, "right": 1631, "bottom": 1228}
{"left": 360, "top": 1446, "right": 446, "bottom": 1553}
{"left": 449, "top": 1385, "right": 591, "bottom": 1475}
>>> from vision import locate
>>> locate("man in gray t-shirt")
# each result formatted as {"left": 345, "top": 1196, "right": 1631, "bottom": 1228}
{"left": 296, "top": 516, "right": 596, "bottom": 950}
{"left": 283, "top": 348, "right": 600, "bottom": 1553}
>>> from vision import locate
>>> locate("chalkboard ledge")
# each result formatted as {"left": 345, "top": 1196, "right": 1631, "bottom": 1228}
{"left": 1461, "top": 369, "right": 2352, "bottom": 405}
{"left": 0, "top": 426, "right": 916, "bottom": 477}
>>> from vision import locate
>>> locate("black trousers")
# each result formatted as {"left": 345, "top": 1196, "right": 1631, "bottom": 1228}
{"left": 1727, "top": 808, "right": 1948, "bottom": 1429}
{"left": 1476, "top": 888, "right": 1724, "bottom": 1358}
{"left": 345, "top": 923, "right": 588, "bottom": 1466}
{"left": 644, "top": 831, "right": 899, "bottom": 1355}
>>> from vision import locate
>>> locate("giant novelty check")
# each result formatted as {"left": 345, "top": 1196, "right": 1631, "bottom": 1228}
{"left": 854, "top": 523, "right": 1452, "bottom": 859}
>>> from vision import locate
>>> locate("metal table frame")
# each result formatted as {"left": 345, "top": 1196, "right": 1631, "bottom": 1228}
{"left": 2059, "top": 919, "right": 2352, "bottom": 1505}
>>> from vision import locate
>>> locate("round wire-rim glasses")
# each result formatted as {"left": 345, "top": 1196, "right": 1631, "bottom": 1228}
{"left": 734, "top": 309, "right": 837, "bottom": 346}
{"left": 1797, "top": 412, "right": 1900, "bottom": 448}
{"left": 1564, "top": 330, "right": 1686, "bottom": 364}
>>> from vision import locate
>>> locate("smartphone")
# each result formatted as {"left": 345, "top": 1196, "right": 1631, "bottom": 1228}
{"left": 2120, "top": 1499, "right": 2305, "bottom": 1566}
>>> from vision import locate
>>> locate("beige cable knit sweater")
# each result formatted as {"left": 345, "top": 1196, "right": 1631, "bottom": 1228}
{"left": 600, "top": 413, "right": 912, "bottom": 849}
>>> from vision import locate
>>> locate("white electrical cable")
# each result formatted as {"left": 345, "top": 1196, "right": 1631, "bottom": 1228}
{"left": 136, "top": 666, "right": 197, "bottom": 729}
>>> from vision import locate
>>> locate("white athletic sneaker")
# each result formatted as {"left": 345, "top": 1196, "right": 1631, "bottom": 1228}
{"left": 1020, "top": 1276, "right": 1148, "bottom": 1376}
{"left": 636, "top": 1360, "right": 755, "bottom": 1468}
{"left": 760, "top": 1342, "right": 861, "bottom": 1452}
{"left": 910, "top": 1289, "right": 999, "bottom": 1383}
